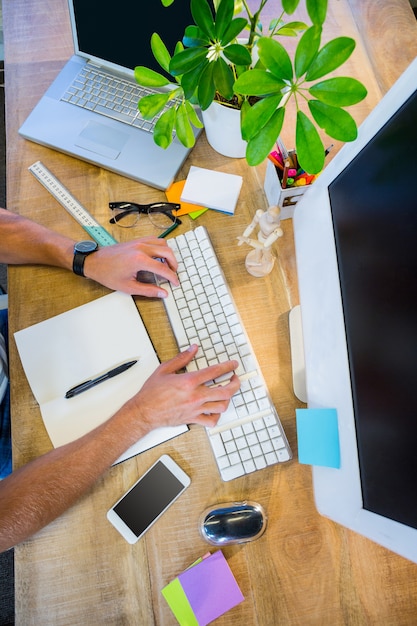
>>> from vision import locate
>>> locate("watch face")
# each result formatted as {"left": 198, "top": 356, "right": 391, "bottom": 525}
{"left": 75, "top": 241, "right": 98, "bottom": 253}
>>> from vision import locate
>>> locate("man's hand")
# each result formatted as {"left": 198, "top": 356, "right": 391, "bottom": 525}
{"left": 126, "top": 345, "right": 240, "bottom": 432}
{"left": 85, "top": 236, "right": 179, "bottom": 297}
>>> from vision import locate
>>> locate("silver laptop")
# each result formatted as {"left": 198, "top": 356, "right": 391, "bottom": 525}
{"left": 19, "top": 0, "right": 200, "bottom": 190}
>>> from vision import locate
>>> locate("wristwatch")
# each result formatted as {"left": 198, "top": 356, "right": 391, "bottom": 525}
{"left": 73, "top": 240, "right": 99, "bottom": 277}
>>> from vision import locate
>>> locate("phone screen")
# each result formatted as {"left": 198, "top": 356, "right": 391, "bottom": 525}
{"left": 112, "top": 459, "right": 187, "bottom": 538}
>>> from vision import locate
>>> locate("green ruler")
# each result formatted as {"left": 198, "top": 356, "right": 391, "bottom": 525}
{"left": 28, "top": 161, "right": 118, "bottom": 247}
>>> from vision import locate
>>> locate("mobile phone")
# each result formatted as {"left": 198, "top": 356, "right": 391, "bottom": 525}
{"left": 107, "top": 454, "right": 190, "bottom": 544}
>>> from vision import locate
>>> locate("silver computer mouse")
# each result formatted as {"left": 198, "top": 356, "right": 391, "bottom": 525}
{"left": 199, "top": 501, "right": 267, "bottom": 546}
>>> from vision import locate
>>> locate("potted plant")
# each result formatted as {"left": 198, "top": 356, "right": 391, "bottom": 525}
{"left": 134, "top": 0, "right": 367, "bottom": 174}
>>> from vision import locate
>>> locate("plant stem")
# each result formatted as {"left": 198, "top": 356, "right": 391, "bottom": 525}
{"left": 241, "top": 0, "right": 272, "bottom": 46}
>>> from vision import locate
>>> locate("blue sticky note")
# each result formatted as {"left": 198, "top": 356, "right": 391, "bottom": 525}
{"left": 296, "top": 408, "right": 341, "bottom": 468}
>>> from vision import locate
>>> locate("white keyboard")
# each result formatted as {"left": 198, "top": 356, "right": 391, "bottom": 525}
{"left": 159, "top": 226, "right": 292, "bottom": 481}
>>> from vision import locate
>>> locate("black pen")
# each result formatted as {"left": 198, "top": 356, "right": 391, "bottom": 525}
{"left": 65, "top": 360, "right": 138, "bottom": 399}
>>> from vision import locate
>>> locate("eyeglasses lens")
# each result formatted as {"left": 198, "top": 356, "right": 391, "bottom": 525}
{"left": 111, "top": 207, "right": 140, "bottom": 228}
{"left": 148, "top": 209, "right": 176, "bottom": 229}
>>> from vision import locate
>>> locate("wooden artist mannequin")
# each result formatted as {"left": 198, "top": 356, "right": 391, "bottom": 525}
{"left": 237, "top": 206, "right": 283, "bottom": 277}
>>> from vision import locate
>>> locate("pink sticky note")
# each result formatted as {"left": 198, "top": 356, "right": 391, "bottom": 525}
{"left": 178, "top": 550, "right": 244, "bottom": 625}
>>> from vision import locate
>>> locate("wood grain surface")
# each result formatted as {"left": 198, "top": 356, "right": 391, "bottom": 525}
{"left": 4, "top": 0, "right": 417, "bottom": 623}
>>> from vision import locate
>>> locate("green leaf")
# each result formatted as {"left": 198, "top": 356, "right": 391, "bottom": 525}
{"left": 268, "top": 17, "right": 283, "bottom": 33}
{"left": 185, "top": 100, "right": 204, "bottom": 129}
{"left": 234, "top": 68, "right": 286, "bottom": 97}
{"left": 175, "top": 102, "right": 196, "bottom": 148}
{"left": 241, "top": 94, "right": 282, "bottom": 141}
{"left": 294, "top": 26, "right": 321, "bottom": 78}
{"left": 214, "top": 0, "right": 234, "bottom": 39}
{"left": 174, "top": 41, "right": 184, "bottom": 56}
{"left": 246, "top": 107, "right": 285, "bottom": 166}
{"left": 306, "top": 37, "right": 356, "bottom": 81}
{"left": 138, "top": 92, "right": 171, "bottom": 119}
{"left": 240, "top": 98, "right": 251, "bottom": 129}
{"left": 282, "top": 0, "right": 301, "bottom": 14}
{"left": 153, "top": 107, "right": 176, "bottom": 149}
{"left": 191, "top": 0, "right": 215, "bottom": 40}
{"left": 281, "top": 21, "right": 308, "bottom": 32}
{"left": 308, "top": 100, "right": 358, "bottom": 141}
{"left": 233, "top": 0, "right": 243, "bottom": 14}
{"left": 306, "top": 0, "right": 328, "bottom": 26}
{"left": 223, "top": 43, "right": 252, "bottom": 66}
{"left": 295, "top": 110, "right": 325, "bottom": 173}
{"left": 169, "top": 47, "right": 208, "bottom": 76}
{"left": 309, "top": 77, "right": 367, "bottom": 106}
{"left": 213, "top": 57, "right": 234, "bottom": 100}
{"left": 198, "top": 61, "right": 216, "bottom": 109}
{"left": 257, "top": 37, "right": 293, "bottom": 81}
{"left": 180, "top": 62, "right": 207, "bottom": 99}
{"left": 221, "top": 17, "right": 248, "bottom": 45}
{"left": 134, "top": 66, "right": 170, "bottom": 88}
{"left": 150, "top": 33, "right": 171, "bottom": 74}
{"left": 275, "top": 21, "right": 308, "bottom": 37}
{"left": 183, "top": 25, "right": 210, "bottom": 47}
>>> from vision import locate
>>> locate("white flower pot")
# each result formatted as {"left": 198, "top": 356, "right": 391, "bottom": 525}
{"left": 201, "top": 101, "right": 247, "bottom": 158}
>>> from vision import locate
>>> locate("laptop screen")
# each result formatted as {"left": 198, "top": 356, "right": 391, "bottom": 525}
{"left": 71, "top": 0, "right": 194, "bottom": 73}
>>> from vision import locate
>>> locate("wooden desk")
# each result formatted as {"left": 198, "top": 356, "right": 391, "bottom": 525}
{"left": 4, "top": 1, "right": 417, "bottom": 623}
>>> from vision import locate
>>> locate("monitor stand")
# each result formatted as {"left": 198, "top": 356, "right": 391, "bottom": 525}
{"left": 289, "top": 305, "right": 307, "bottom": 403}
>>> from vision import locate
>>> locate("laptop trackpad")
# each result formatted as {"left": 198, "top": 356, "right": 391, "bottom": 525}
{"left": 75, "top": 121, "right": 128, "bottom": 160}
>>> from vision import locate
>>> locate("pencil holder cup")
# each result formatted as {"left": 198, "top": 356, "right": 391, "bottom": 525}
{"left": 264, "top": 159, "right": 308, "bottom": 219}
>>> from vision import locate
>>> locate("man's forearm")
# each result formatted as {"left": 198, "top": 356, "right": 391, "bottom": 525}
{"left": 0, "top": 401, "right": 147, "bottom": 552}
{"left": 0, "top": 208, "right": 74, "bottom": 269}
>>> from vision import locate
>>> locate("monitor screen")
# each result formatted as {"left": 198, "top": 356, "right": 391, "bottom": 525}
{"left": 293, "top": 57, "right": 417, "bottom": 563}
{"left": 329, "top": 89, "right": 417, "bottom": 530}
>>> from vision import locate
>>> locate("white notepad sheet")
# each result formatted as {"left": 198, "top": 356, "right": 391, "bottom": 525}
{"left": 14, "top": 291, "right": 187, "bottom": 464}
{"left": 180, "top": 166, "right": 243, "bottom": 214}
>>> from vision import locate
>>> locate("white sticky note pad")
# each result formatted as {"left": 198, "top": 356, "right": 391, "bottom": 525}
{"left": 181, "top": 166, "right": 243, "bottom": 214}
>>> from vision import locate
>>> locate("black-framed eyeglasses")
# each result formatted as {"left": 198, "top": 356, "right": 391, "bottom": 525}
{"left": 109, "top": 201, "right": 182, "bottom": 238}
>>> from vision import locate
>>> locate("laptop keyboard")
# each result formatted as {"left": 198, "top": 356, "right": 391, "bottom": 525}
{"left": 61, "top": 64, "right": 174, "bottom": 131}
{"left": 158, "top": 226, "right": 292, "bottom": 481}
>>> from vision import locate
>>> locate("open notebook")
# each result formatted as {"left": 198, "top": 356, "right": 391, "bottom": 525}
{"left": 14, "top": 291, "right": 188, "bottom": 464}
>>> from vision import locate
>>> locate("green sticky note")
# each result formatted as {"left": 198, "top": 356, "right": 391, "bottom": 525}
{"left": 296, "top": 408, "right": 341, "bottom": 468}
{"left": 189, "top": 207, "right": 208, "bottom": 219}
{"left": 161, "top": 577, "right": 198, "bottom": 626}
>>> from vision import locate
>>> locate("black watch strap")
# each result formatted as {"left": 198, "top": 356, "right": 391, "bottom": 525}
{"left": 73, "top": 252, "right": 88, "bottom": 277}
{"left": 73, "top": 242, "right": 98, "bottom": 277}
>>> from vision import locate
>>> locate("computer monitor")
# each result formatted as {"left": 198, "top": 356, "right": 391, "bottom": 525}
{"left": 292, "top": 57, "right": 417, "bottom": 563}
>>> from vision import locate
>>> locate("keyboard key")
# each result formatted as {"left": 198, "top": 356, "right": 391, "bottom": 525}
{"left": 218, "top": 456, "right": 230, "bottom": 470}
{"left": 221, "top": 463, "right": 245, "bottom": 481}
{"left": 225, "top": 440, "right": 237, "bottom": 454}
{"left": 209, "top": 433, "right": 226, "bottom": 458}
{"left": 243, "top": 422, "right": 255, "bottom": 435}
{"left": 266, "top": 451, "right": 278, "bottom": 465}
{"left": 239, "top": 448, "right": 252, "bottom": 461}
{"left": 255, "top": 456, "right": 267, "bottom": 470}
{"left": 243, "top": 459, "right": 256, "bottom": 474}
{"left": 228, "top": 451, "right": 241, "bottom": 466}
{"left": 277, "top": 448, "right": 291, "bottom": 462}
{"left": 251, "top": 444, "right": 262, "bottom": 458}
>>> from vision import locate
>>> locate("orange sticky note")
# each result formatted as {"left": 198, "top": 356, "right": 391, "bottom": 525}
{"left": 166, "top": 180, "right": 208, "bottom": 218}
